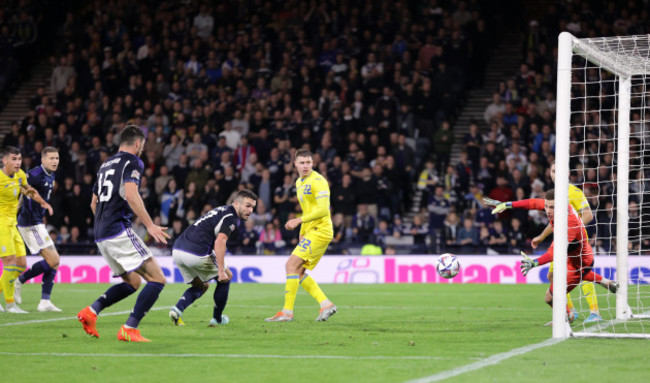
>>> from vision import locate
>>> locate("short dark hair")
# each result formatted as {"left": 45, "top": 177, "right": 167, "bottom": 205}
{"left": 42, "top": 146, "right": 58, "bottom": 157}
{"left": 119, "top": 124, "right": 145, "bottom": 146}
{"left": 545, "top": 188, "right": 554, "bottom": 200}
{"left": 294, "top": 148, "right": 313, "bottom": 160}
{"left": 2, "top": 146, "right": 21, "bottom": 158}
{"left": 234, "top": 189, "right": 258, "bottom": 202}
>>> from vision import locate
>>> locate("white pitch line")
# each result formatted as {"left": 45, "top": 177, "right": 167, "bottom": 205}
{"left": 0, "top": 351, "right": 452, "bottom": 361}
{"left": 0, "top": 305, "right": 533, "bottom": 327}
{"left": 405, "top": 310, "right": 650, "bottom": 382}
{"left": 403, "top": 338, "right": 563, "bottom": 383}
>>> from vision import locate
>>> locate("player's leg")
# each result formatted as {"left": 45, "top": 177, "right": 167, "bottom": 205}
{"left": 296, "top": 232, "right": 337, "bottom": 321}
{"left": 170, "top": 277, "right": 209, "bottom": 326}
{"left": 210, "top": 268, "right": 233, "bottom": 326}
{"left": 545, "top": 282, "right": 576, "bottom": 323}
{"left": 265, "top": 254, "right": 303, "bottom": 321}
{"left": 581, "top": 282, "right": 602, "bottom": 322}
{"left": 37, "top": 246, "right": 61, "bottom": 311}
{"left": 169, "top": 250, "right": 209, "bottom": 325}
{"left": 1, "top": 255, "right": 28, "bottom": 313}
{"left": 1, "top": 228, "right": 28, "bottom": 313}
{"left": 78, "top": 236, "right": 139, "bottom": 338}
{"left": 16, "top": 225, "right": 60, "bottom": 308}
{"left": 118, "top": 256, "right": 166, "bottom": 342}
{"left": 582, "top": 270, "right": 618, "bottom": 293}
{"left": 548, "top": 262, "right": 577, "bottom": 319}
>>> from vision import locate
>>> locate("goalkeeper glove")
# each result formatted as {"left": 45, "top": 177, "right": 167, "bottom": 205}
{"left": 520, "top": 251, "right": 538, "bottom": 277}
{"left": 491, "top": 202, "right": 512, "bottom": 215}
{"left": 482, "top": 197, "right": 503, "bottom": 207}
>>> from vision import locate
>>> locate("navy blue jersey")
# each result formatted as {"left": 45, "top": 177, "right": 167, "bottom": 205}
{"left": 17, "top": 166, "right": 55, "bottom": 226}
{"left": 173, "top": 205, "right": 240, "bottom": 256}
{"left": 93, "top": 151, "right": 144, "bottom": 241}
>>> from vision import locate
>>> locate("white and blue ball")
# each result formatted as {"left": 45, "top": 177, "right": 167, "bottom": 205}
{"left": 436, "top": 253, "right": 460, "bottom": 279}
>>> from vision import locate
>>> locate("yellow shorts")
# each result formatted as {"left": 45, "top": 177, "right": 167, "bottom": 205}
{"left": 0, "top": 225, "right": 27, "bottom": 257}
{"left": 293, "top": 229, "right": 333, "bottom": 270}
{"left": 549, "top": 261, "right": 554, "bottom": 273}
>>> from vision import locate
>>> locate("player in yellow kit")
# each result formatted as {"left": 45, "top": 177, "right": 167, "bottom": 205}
{"left": 0, "top": 146, "right": 53, "bottom": 313}
{"left": 531, "top": 163, "right": 601, "bottom": 323}
{"left": 265, "top": 148, "right": 337, "bottom": 322}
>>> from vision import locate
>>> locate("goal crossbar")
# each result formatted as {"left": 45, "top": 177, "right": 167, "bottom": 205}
{"left": 572, "top": 34, "right": 650, "bottom": 77}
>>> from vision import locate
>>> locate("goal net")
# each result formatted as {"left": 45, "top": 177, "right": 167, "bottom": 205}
{"left": 555, "top": 32, "right": 650, "bottom": 339}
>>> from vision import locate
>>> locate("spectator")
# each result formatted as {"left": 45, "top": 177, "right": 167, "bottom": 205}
{"left": 162, "top": 134, "right": 185, "bottom": 170}
{"left": 274, "top": 174, "right": 297, "bottom": 222}
{"left": 154, "top": 166, "right": 173, "bottom": 196}
{"left": 259, "top": 222, "right": 284, "bottom": 255}
{"left": 330, "top": 213, "right": 347, "bottom": 254}
{"left": 443, "top": 212, "right": 461, "bottom": 249}
{"left": 332, "top": 174, "right": 357, "bottom": 225}
{"left": 508, "top": 217, "right": 526, "bottom": 250}
{"left": 432, "top": 120, "right": 455, "bottom": 173}
{"left": 427, "top": 185, "right": 451, "bottom": 247}
{"left": 352, "top": 204, "right": 375, "bottom": 244}
{"left": 408, "top": 215, "right": 429, "bottom": 253}
{"left": 239, "top": 219, "right": 259, "bottom": 255}
{"left": 488, "top": 221, "right": 508, "bottom": 248}
{"left": 51, "top": 56, "right": 76, "bottom": 94}
{"left": 171, "top": 154, "right": 191, "bottom": 188}
{"left": 219, "top": 121, "right": 241, "bottom": 151}
{"left": 457, "top": 218, "right": 479, "bottom": 246}
{"left": 186, "top": 133, "right": 208, "bottom": 163}
{"left": 160, "top": 179, "right": 183, "bottom": 226}
{"left": 185, "top": 159, "right": 210, "bottom": 191}
{"left": 484, "top": 93, "right": 506, "bottom": 124}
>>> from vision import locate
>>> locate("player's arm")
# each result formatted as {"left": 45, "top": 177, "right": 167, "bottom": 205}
{"left": 286, "top": 182, "right": 330, "bottom": 230}
{"left": 287, "top": 191, "right": 330, "bottom": 230}
{"left": 213, "top": 232, "right": 230, "bottom": 282}
{"left": 20, "top": 183, "right": 53, "bottom": 216}
{"left": 572, "top": 187, "right": 594, "bottom": 224}
{"left": 490, "top": 198, "right": 545, "bottom": 214}
{"left": 579, "top": 205, "right": 593, "bottom": 224}
{"left": 124, "top": 182, "right": 170, "bottom": 243}
{"left": 532, "top": 224, "right": 553, "bottom": 249}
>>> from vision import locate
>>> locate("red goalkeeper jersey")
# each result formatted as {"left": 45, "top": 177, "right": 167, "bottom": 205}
{"left": 512, "top": 198, "right": 593, "bottom": 269}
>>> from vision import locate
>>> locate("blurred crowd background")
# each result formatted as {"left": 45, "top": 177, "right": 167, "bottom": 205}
{"left": 2, "top": 0, "right": 649, "bottom": 256}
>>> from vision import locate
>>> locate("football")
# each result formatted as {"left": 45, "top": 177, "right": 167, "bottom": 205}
{"left": 436, "top": 253, "right": 460, "bottom": 279}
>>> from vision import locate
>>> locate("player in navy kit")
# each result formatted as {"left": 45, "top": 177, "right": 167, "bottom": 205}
{"left": 169, "top": 189, "right": 257, "bottom": 326}
{"left": 14, "top": 147, "right": 62, "bottom": 312}
{"left": 77, "top": 125, "right": 170, "bottom": 342}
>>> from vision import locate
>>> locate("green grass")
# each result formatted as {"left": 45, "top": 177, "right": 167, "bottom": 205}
{"left": 1, "top": 283, "right": 649, "bottom": 382}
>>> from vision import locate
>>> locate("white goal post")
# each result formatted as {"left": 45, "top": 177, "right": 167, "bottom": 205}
{"left": 555, "top": 32, "right": 650, "bottom": 339}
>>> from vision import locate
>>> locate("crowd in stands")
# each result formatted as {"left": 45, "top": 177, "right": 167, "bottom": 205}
{"left": 6, "top": 0, "right": 646, "bottom": 256}
{"left": 0, "top": 0, "right": 51, "bottom": 109}
{"left": 2, "top": 0, "right": 504, "bottom": 255}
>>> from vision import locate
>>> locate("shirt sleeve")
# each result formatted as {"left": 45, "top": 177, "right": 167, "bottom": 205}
{"left": 536, "top": 244, "right": 553, "bottom": 265}
{"left": 300, "top": 178, "right": 331, "bottom": 223}
{"left": 512, "top": 198, "right": 545, "bottom": 210}
{"left": 569, "top": 186, "right": 590, "bottom": 212}
{"left": 27, "top": 170, "right": 39, "bottom": 187}
{"left": 122, "top": 159, "right": 144, "bottom": 185}
{"left": 215, "top": 216, "right": 238, "bottom": 238}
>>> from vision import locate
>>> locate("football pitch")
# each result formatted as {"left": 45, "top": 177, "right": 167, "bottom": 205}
{"left": 1, "top": 283, "right": 649, "bottom": 382}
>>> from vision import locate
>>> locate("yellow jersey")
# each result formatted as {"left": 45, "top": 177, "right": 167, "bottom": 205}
{"left": 568, "top": 184, "right": 590, "bottom": 215}
{"left": 0, "top": 168, "right": 27, "bottom": 226}
{"left": 296, "top": 170, "right": 333, "bottom": 235}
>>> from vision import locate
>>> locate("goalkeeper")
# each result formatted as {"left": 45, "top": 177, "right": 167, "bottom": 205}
{"left": 489, "top": 189, "right": 618, "bottom": 323}
{"left": 489, "top": 163, "right": 602, "bottom": 323}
